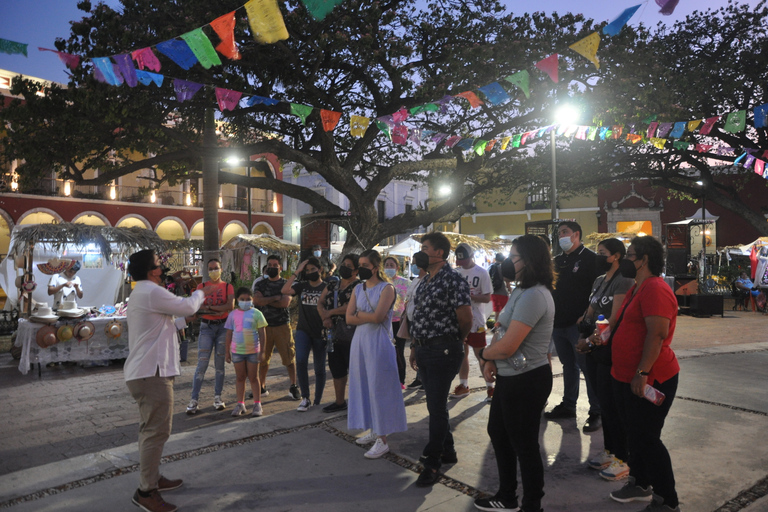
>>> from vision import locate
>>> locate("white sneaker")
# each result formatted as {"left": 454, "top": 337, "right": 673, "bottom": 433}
{"left": 297, "top": 397, "right": 311, "bottom": 412}
{"left": 213, "top": 396, "right": 225, "bottom": 411}
{"left": 231, "top": 403, "right": 246, "bottom": 417}
{"left": 355, "top": 430, "right": 377, "bottom": 445}
{"left": 185, "top": 399, "right": 199, "bottom": 415}
{"left": 364, "top": 438, "right": 390, "bottom": 459}
{"left": 587, "top": 450, "right": 614, "bottom": 470}
{"left": 252, "top": 403, "right": 263, "bottom": 417}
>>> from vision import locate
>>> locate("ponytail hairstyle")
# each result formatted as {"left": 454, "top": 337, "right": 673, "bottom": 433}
{"left": 360, "top": 249, "right": 388, "bottom": 282}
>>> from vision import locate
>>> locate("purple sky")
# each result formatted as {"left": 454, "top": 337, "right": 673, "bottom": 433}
{"left": 0, "top": 0, "right": 758, "bottom": 83}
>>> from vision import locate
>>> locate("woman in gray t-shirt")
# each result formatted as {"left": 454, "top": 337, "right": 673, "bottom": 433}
{"left": 474, "top": 235, "right": 554, "bottom": 512}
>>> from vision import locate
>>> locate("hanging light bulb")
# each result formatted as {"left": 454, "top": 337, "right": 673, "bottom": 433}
{"left": 11, "top": 180, "right": 18, "bottom": 192}
{"left": 109, "top": 182, "right": 117, "bottom": 200}
{"left": 64, "top": 181, "right": 71, "bottom": 196}
{"left": 219, "top": 195, "right": 223, "bottom": 209}
{"left": 150, "top": 190, "right": 156, "bottom": 203}
{"left": 185, "top": 192, "right": 192, "bottom": 206}
{"left": 272, "top": 197, "right": 278, "bottom": 213}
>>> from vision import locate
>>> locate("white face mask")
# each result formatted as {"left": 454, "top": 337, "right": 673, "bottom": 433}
{"left": 313, "top": 250, "right": 322, "bottom": 258}
{"left": 558, "top": 236, "right": 574, "bottom": 252}
{"left": 384, "top": 268, "right": 397, "bottom": 278}
{"left": 238, "top": 300, "right": 252, "bottom": 310}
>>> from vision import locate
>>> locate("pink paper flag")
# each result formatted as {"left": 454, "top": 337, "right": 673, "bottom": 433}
{"left": 656, "top": 0, "right": 680, "bottom": 16}
{"left": 647, "top": 121, "right": 659, "bottom": 138}
{"left": 392, "top": 125, "right": 408, "bottom": 145}
{"left": 755, "top": 159, "right": 765, "bottom": 176}
{"left": 38, "top": 47, "right": 80, "bottom": 70}
{"left": 215, "top": 88, "right": 243, "bottom": 111}
{"left": 699, "top": 116, "right": 720, "bottom": 135}
{"left": 535, "top": 54, "right": 559, "bottom": 83}
{"left": 131, "top": 47, "right": 162, "bottom": 72}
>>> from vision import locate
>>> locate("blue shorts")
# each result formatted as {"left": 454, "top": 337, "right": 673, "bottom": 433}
{"left": 231, "top": 352, "right": 259, "bottom": 364}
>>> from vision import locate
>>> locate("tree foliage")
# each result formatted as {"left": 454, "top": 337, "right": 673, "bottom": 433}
{"left": 554, "top": 1, "right": 768, "bottom": 236}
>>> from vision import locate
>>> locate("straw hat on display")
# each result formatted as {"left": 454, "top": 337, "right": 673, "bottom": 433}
{"left": 36, "top": 325, "right": 58, "bottom": 348}
{"left": 58, "top": 300, "right": 86, "bottom": 318}
{"left": 57, "top": 325, "right": 75, "bottom": 343}
{"left": 37, "top": 258, "right": 77, "bottom": 275}
{"left": 105, "top": 319, "right": 123, "bottom": 338}
{"left": 74, "top": 321, "right": 95, "bottom": 342}
{"left": 30, "top": 304, "right": 59, "bottom": 324}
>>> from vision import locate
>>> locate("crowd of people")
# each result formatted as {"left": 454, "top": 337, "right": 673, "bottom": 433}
{"left": 123, "top": 226, "right": 682, "bottom": 512}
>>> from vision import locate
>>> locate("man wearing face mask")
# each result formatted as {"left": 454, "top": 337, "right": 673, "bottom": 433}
{"left": 408, "top": 232, "right": 472, "bottom": 487}
{"left": 253, "top": 255, "right": 300, "bottom": 400}
{"left": 544, "top": 221, "right": 600, "bottom": 430}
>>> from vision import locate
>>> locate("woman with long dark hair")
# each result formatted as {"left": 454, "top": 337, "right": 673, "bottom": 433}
{"left": 475, "top": 234, "right": 555, "bottom": 512}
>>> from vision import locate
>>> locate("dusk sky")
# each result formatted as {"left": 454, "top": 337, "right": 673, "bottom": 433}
{"left": 0, "top": 0, "right": 759, "bottom": 83}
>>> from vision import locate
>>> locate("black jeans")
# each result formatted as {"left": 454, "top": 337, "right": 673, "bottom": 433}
{"left": 414, "top": 339, "right": 464, "bottom": 470}
{"left": 392, "top": 320, "right": 406, "bottom": 385}
{"left": 584, "top": 348, "right": 627, "bottom": 461}
{"left": 488, "top": 364, "right": 553, "bottom": 511}
{"left": 613, "top": 374, "right": 679, "bottom": 508}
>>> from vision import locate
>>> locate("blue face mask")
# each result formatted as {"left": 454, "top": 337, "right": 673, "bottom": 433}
{"left": 410, "top": 264, "right": 420, "bottom": 275}
{"left": 384, "top": 268, "right": 397, "bottom": 278}
{"left": 238, "top": 300, "right": 253, "bottom": 310}
{"left": 313, "top": 250, "right": 322, "bottom": 258}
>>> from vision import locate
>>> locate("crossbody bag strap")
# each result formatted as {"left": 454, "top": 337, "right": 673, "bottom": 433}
{"left": 605, "top": 283, "right": 640, "bottom": 346}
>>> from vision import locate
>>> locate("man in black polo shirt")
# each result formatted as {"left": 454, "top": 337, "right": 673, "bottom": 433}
{"left": 408, "top": 232, "right": 472, "bottom": 487}
{"left": 544, "top": 221, "right": 601, "bottom": 432}
{"left": 253, "top": 255, "right": 300, "bottom": 400}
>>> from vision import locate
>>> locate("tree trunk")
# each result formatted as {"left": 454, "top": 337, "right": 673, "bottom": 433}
{"left": 202, "top": 108, "right": 220, "bottom": 277}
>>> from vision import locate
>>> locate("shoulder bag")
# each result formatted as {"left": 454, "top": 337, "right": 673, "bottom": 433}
{"left": 333, "top": 284, "right": 356, "bottom": 344}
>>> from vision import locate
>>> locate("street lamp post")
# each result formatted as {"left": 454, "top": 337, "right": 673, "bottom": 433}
{"left": 697, "top": 180, "right": 707, "bottom": 279}
{"left": 550, "top": 106, "right": 579, "bottom": 224}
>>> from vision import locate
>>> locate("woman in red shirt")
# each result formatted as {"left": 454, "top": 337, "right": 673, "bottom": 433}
{"left": 606, "top": 236, "right": 680, "bottom": 512}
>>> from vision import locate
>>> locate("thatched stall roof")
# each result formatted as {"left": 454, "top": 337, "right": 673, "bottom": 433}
{"left": 9, "top": 223, "right": 166, "bottom": 260}
{"left": 410, "top": 232, "right": 507, "bottom": 254}
{"left": 220, "top": 234, "right": 300, "bottom": 280}
{"left": 583, "top": 232, "right": 636, "bottom": 252}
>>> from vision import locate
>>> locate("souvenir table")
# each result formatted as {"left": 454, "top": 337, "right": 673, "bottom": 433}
{"left": 16, "top": 316, "right": 129, "bottom": 375}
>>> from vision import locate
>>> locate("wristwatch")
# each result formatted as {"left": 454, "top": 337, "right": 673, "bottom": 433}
{"left": 636, "top": 369, "right": 650, "bottom": 376}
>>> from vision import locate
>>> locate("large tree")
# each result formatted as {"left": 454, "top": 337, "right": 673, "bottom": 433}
{"left": 0, "top": 0, "right": 637, "bottom": 251}
{"left": 552, "top": 1, "right": 768, "bottom": 236}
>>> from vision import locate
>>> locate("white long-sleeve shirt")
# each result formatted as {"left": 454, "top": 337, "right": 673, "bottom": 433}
{"left": 124, "top": 280, "right": 205, "bottom": 381}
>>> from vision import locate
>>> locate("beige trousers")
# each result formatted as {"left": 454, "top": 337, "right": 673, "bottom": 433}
{"left": 126, "top": 375, "right": 174, "bottom": 491}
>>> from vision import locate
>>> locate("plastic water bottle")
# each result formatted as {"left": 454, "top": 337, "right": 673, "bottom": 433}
{"left": 510, "top": 350, "right": 528, "bottom": 371}
{"left": 595, "top": 315, "right": 611, "bottom": 344}
{"left": 643, "top": 384, "right": 666, "bottom": 406}
{"left": 325, "top": 328, "right": 335, "bottom": 353}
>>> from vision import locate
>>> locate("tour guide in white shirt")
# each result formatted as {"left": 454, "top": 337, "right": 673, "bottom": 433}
{"left": 124, "top": 249, "right": 213, "bottom": 512}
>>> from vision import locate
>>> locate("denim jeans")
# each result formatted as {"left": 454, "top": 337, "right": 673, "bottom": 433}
{"left": 613, "top": 374, "right": 679, "bottom": 508}
{"left": 552, "top": 324, "right": 600, "bottom": 414}
{"left": 414, "top": 339, "right": 464, "bottom": 470}
{"left": 191, "top": 322, "right": 227, "bottom": 400}
{"left": 294, "top": 329, "right": 327, "bottom": 405}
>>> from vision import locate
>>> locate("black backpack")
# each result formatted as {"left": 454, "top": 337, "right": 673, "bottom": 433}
{"left": 489, "top": 263, "right": 503, "bottom": 291}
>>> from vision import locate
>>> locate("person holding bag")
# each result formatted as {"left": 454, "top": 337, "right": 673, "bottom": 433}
{"left": 346, "top": 250, "right": 407, "bottom": 459}
{"left": 475, "top": 235, "right": 554, "bottom": 512}
{"left": 317, "top": 254, "right": 361, "bottom": 413}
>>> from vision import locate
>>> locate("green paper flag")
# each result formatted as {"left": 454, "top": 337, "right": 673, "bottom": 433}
{"left": 0, "top": 38, "right": 28, "bottom": 57}
{"left": 290, "top": 103, "right": 313, "bottom": 125}
{"left": 642, "top": 114, "right": 658, "bottom": 124}
{"left": 473, "top": 139, "right": 488, "bottom": 155}
{"left": 724, "top": 110, "right": 746, "bottom": 133}
{"left": 302, "top": 0, "right": 345, "bottom": 20}
{"left": 409, "top": 104, "right": 439, "bottom": 115}
{"left": 504, "top": 70, "right": 530, "bottom": 99}
{"left": 673, "top": 141, "right": 691, "bottom": 150}
{"left": 180, "top": 29, "right": 222, "bottom": 69}
{"left": 511, "top": 134, "right": 522, "bottom": 148}
{"left": 375, "top": 120, "right": 392, "bottom": 139}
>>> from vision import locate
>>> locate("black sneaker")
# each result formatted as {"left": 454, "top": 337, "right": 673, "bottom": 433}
{"left": 415, "top": 467, "right": 440, "bottom": 487}
{"left": 261, "top": 386, "right": 269, "bottom": 397}
{"left": 407, "top": 378, "right": 422, "bottom": 389}
{"left": 322, "top": 401, "right": 348, "bottom": 413}
{"left": 288, "top": 384, "right": 301, "bottom": 400}
{"left": 543, "top": 403, "right": 577, "bottom": 420}
{"left": 441, "top": 450, "right": 458, "bottom": 464}
{"left": 583, "top": 413, "right": 602, "bottom": 432}
{"left": 474, "top": 495, "right": 519, "bottom": 511}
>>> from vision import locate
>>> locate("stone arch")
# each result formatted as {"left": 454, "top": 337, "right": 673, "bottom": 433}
{"left": 72, "top": 211, "right": 111, "bottom": 226}
{"left": 0, "top": 208, "right": 15, "bottom": 256}
{"left": 155, "top": 216, "right": 189, "bottom": 240}
{"left": 251, "top": 221, "right": 275, "bottom": 235}
{"left": 17, "top": 208, "right": 64, "bottom": 225}
{"left": 222, "top": 220, "right": 247, "bottom": 245}
{"left": 115, "top": 214, "right": 152, "bottom": 230}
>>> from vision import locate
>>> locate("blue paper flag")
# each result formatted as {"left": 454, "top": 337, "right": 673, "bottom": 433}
{"left": 156, "top": 39, "right": 198, "bottom": 70}
{"left": 136, "top": 70, "right": 164, "bottom": 87}
{"left": 113, "top": 54, "right": 137, "bottom": 87}
{"left": 603, "top": 5, "right": 641, "bottom": 36}
{"left": 478, "top": 82, "right": 511, "bottom": 105}
{"left": 754, "top": 103, "right": 768, "bottom": 128}
{"left": 669, "top": 122, "right": 686, "bottom": 138}
{"left": 92, "top": 57, "right": 123, "bottom": 86}
{"left": 456, "top": 139, "right": 474, "bottom": 150}
{"left": 246, "top": 95, "right": 279, "bottom": 107}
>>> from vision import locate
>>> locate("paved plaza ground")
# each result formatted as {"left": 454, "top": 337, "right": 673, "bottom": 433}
{"left": 0, "top": 310, "right": 766, "bottom": 511}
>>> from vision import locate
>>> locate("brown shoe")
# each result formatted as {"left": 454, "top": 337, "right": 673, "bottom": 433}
{"left": 449, "top": 384, "right": 470, "bottom": 399}
{"left": 132, "top": 489, "right": 178, "bottom": 512}
{"left": 158, "top": 476, "right": 183, "bottom": 492}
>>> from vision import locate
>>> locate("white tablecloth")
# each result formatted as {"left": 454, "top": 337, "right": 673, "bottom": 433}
{"left": 16, "top": 317, "right": 129, "bottom": 374}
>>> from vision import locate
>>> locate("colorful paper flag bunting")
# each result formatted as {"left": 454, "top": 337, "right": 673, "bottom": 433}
{"left": 535, "top": 54, "right": 559, "bottom": 82}
{"left": 445, "top": 135, "right": 462, "bottom": 148}
{"left": 500, "top": 136, "right": 512, "bottom": 150}
{"left": 246, "top": 95, "right": 279, "bottom": 106}
{"left": 744, "top": 154, "right": 756, "bottom": 169}
{"left": 478, "top": 82, "right": 510, "bottom": 105}
{"left": 180, "top": 28, "right": 222, "bottom": 69}
{"left": 38, "top": 48, "right": 80, "bottom": 70}
{"left": 723, "top": 110, "right": 746, "bottom": 133}
{"left": 392, "top": 125, "right": 408, "bottom": 145}
{"left": 695, "top": 144, "right": 712, "bottom": 153}
{"left": 350, "top": 115, "right": 370, "bottom": 137}
{"left": 392, "top": 107, "right": 409, "bottom": 124}
{"left": 569, "top": 32, "right": 600, "bottom": 70}
{"left": 375, "top": 120, "right": 392, "bottom": 139}
{"left": 409, "top": 128, "right": 423, "bottom": 144}
{"left": 647, "top": 122, "right": 659, "bottom": 138}
{"left": 215, "top": 88, "right": 243, "bottom": 111}
{"left": 455, "top": 91, "right": 484, "bottom": 109}
{"left": 113, "top": 54, "right": 137, "bottom": 87}
{"left": 431, "top": 133, "right": 448, "bottom": 144}
{"left": 627, "top": 134, "right": 642, "bottom": 144}
{"left": 320, "top": 109, "right": 342, "bottom": 132}
{"left": 650, "top": 138, "right": 667, "bottom": 149}
{"left": 210, "top": 11, "right": 242, "bottom": 60}
{"left": 656, "top": 0, "right": 680, "bottom": 16}
{"left": 290, "top": 103, "right": 313, "bottom": 125}
{"left": 687, "top": 119, "right": 703, "bottom": 132}
{"left": 245, "top": 0, "right": 290, "bottom": 44}
{"left": 135, "top": 70, "right": 163, "bottom": 87}
{"left": 754, "top": 104, "right": 768, "bottom": 128}
{"left": 173, "top": 79, "right": 204, "bottom": 102}
{"left": 699, "top": 116, "right": 720, "bottom": 135}
{"left": 0, "top": 38, "right": 28, "bottom": 57}
{"left": 473, "top": 139, "right": 488, "bottom": 155}
{"left": 504, "top": 70, "right": 530, "bottom": 98}
{"left": 131, "top": 47, "right": 162, "bottom": 72}
{"left": 302, "top": 0, "right": 346, "bottom": 20}
{"left": 409, "top": 104, "right": 439, "bottom": 115}
{"left": 156, "top": 39, "right": 199, "bottom": 70}
{"left": 669, "top": 122, "right": 686, "bottom": 138}
{"left": 456, "top": 139, "right": 474, "bottom": 150}
{"left": 755, "top": 159, "right": 766, "bottom": 177}
{"left": 603, "top": 5, "right": 641, "bottom": 36}
{"left": 672, "top": 141, "right": 690, "bottom": 150}
{"left": 656, "top": 122, "right": 673, "bottom": 138}
{"left": 92, "top": 57, "right": 123, "bottom": 86}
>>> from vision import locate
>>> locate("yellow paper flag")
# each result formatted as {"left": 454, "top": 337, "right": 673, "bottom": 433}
{"left": 569, "top": 32, "right": 600, "bottom": 70}
{"left": 350, "top": 115, "right": 370, "bottom": 137}
{"left": 500, "top": 136, "right": 511, "bottom": 150}
{"left": 687, "top": 119, "right": 703, "bottom": 132}
{"left": 245, "top": 0, "right": 289, "bottom": 44}
{"left": 650, "top": 137, "right": 667, "bottom": 149}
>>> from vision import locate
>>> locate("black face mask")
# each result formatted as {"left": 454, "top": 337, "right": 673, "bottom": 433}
{"left": 595, "top": 255, "right": 611, "bottom": 274}
{"left": 357, "top": 267, "right": 373, "bottom": 281}
{"left": 501, "top": 258, "right": 517, "bottom": 280}
{"left": 413, "top": 251, "right": 430, "bottom": 270}
{"left": 619, "top": 259, "right": 638, "bottom": 279}
{"left": 305, "top": 271, "right": 320, "bottom": 282}
{"left": 266, "top": 267, "right": 280, "bottom": 278}
{"left": 339, "top": 266, "right": 354, "bottom": 279}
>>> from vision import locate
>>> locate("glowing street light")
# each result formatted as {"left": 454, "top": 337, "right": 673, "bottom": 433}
{"left": 550, "top": 105, "right": 580, "bottom": 221}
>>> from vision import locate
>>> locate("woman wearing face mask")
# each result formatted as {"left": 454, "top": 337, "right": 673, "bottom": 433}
{"left": 605, "top": 236, "right": 681, "bottom": 512}
{"left": 575, "top": 238, "right": 634, "bottom": 480}
{"left": 317, "top": 254, "right": 362, "bottom": 412}
{"left": 346, "top": 249, "right": 407, "bottom": 459}
{"left": 282, "top": 258, "right": 328, "bottom": 412}
{"left": 187, "top": 259, "right": 235, "bottom": 415}
{"left": 384, "top": 256, "right": 410, "bottom": 388}
{"left": 475, "top": 235, "right": 555, "bottom": 512}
